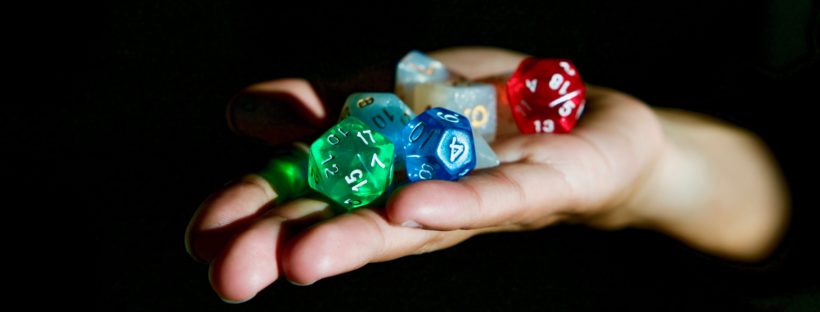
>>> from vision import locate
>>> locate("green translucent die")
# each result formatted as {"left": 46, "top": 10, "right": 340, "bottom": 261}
{"left": 257, "top": 143, "right": 310, "bottom": 204}
{"left": 308, "top": 117, "right": 395, "bottom": 210}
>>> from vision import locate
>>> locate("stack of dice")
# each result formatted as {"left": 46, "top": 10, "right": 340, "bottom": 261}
{"left": 306, "top": 51, "right": 585, "bottom": 211}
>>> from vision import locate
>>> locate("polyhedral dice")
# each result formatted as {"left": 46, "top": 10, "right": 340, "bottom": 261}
{"left": 308, "top": 117, "right": 394, "bottom": 210}
{"left": 339, "top": 92, "right": 415, "bottom": 157}
{"left": 412, "top": 81, "right": 497, "bottom": 142}
{"left": 475, "top": 75, "right": 521, "bottom": 140}
{"left": 472, "top": 130, "right": 500, "bottom": 170}
{"left": 506, "top": 58, "right": 586, "bottom": 134}
{"left": 401, "top": 108, "right": 476, "bottom": 182}
{"left": 395, "top": 50, "right": 450, "bottom": 106}
{"left": 257, "top": 143, "right": 310, "bottom": 204}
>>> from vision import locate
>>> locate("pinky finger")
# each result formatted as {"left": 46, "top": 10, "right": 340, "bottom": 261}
{"left": 209, "top": 198, "right": 330, "bottom": 303}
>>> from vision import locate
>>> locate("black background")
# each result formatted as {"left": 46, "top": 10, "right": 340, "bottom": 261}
{"left": 89, "top": 1, "right": 820, "bottom": 310}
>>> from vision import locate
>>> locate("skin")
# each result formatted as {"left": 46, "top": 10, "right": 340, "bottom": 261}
{"left": 185, "top": 47, "right": 789, "bottom": 303}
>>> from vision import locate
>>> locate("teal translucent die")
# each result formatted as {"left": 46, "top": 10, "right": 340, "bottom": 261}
{"left": 412, "top": 81, "right": 498, "bottom": 142}
{"left": 395, "top": 50, "right": 450, "bottom": 106}
{"left": 339, "top": 92, "right": 415, "bottom": 157}
{"left": 308, "top": 117, "right": 395, "bottom": 210}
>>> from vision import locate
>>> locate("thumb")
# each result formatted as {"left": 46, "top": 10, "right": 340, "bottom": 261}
{"left": 386, "top": 159, "right": 576, "bottom": 231}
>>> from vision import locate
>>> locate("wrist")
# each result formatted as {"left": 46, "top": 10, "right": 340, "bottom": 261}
{"left": 608, "top": 109, "right": 789, "bottom": 261}
{"left": 619, "top": 137, "right": 712, "bottom": 229}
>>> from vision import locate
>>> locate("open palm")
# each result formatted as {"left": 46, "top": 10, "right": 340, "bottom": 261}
{"left": 186, "top": 48, "right": 782, "bottom": 303}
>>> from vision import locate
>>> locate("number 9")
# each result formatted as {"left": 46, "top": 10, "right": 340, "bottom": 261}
{"left": 436, "top": 111, "right": 460, "bottom": 123}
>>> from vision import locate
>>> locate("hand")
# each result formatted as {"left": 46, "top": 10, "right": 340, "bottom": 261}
{"left": 185, "top": 47, "right": 788, "bottom": 303}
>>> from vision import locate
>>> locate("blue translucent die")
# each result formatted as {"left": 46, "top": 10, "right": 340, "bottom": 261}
{"left": 412, "top": 82, "right": 498, "bottom": 142}
{"left": 395, "top": 50, "right": 450, "bottom": 106}
{"left": 402, "top": 108, "right": 476, "bottom": 182}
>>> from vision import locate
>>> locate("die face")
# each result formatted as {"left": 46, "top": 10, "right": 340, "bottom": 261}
{"left": 257, "top": 144, "right": 311, "bottom": 204}
{"left": 340, "top": 93, "right": 415, "bottom": 155}
{"left": 409, "top": 83, "right": 449, "bottom": 111}
{"left": 506, "top": 58, "right": 586, "bottom": 134}
{"left": 412, "top": 82, "right": 498, "bottom": 142}
{"left": 404, "top": 154, "right": 446, "bottom": 181}
{"left": 436, "top": 128, "right": 474, "bottom": 172}
{"left": 395, "top": 50, "right": 450, "bottom": 105}
{"left": 308, "top": 117, "right": 394, "bottom": 210}
{"left": 472, "top": 131, "right": 500, "bottom": 170}
{"left": 401, "top": 108, "right": 476, "bottom": 182}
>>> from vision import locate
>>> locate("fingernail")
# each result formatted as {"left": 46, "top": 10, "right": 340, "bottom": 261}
{"left": 400, "top": 220, "right": 422, "bottom": 229}
{"left": 227, "top": 91, "right": 319, "bottom": 146}
{"left": 219, "top": 296, "right": 252, "bottom": 304}
{"left": 183, "top": 235, "right": 205, "bottom": 263}
{"left": 209, "top": 266, "right": 255, "bottom": 303}
{"left": 184, "top": 218, "right": 206, "bottom": 263}
{"left": 288, "top": 279, "right": 316, "bottom": 286}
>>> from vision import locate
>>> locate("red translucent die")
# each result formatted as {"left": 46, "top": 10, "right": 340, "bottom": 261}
{"left": 506, "top": 58, "right": 586, "bottom": 134}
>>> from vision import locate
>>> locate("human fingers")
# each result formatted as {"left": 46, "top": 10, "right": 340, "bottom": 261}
{"left": 227, "top": 78, "right": 328, "bottom": 146}
{"left": 386, "top": 85, "right": 664, "bottom": 231}
{"left": 229, "top": 48, "right": 529, "bottom": 147}
{"left": 385, "top": 48, "right": 572, "bottom": 231}
{"left": 385, "top": 158, "right": 578, "bottom": 231}
{"left": 228, "top": 59, "right": 404, "bottom": 144}
{"left": 281, "top": 208, "right": 479, "bottom": 285}
{"left": 428, "top": 46, "right": 528, "bottom": 80}
{"left": 191, "top": 79, "right": 327, "bottom": 261}
{"left": 185, "top": 175, "right": 278, "bottom": 263}
{"left": 208, "top": 198, "right": 331, "bottom": 303}
{"left": 428, "top": 47, "right": 529, "bottom": 140}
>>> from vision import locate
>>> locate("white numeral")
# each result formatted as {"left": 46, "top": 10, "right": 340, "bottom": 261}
{"left": 549, "top": 73, "right": 564, "bottom": 90}
{"left": 345, "top": 169, "right": 368, "bottom": 192}
{"left": 327, "top": 134, "right": 340, "bottom": 145}
{"left": 558, "top": 101, "right": 576, "bottom": 117}
{"left": 549, "top": 73, "right": 570, "bottom": 95}
{"left": 448, "top": 137, "right": 465, "bottom": 162}
{"left": 324, "top": 164, "right": 339, "bottom": 177}
{"left": 533, "top": 119, "right": 555, "bottom": 133}
{"left": 559, "top": 81, "right": 569, "bottom": 95}
{"left": 320, "top": 154, "right": 335, "bottom": 165}
{"left": 351, "top": 180, "right": 367, "bottom": 192}
{"left": 418, "top": 163, "right": 434, "bottom": 180}
{"left": 525, "top": 79, "right": 538, "bottom": 93}
{"left": 371, "top": 153, "right": 385, "bottom": 168}
{"left": 357, "top": 130, "right": 375, "bottom": 145}
{"left": 559, "top": 61, "right": 576, "bottom": 76}
{"left": 436, "top": 111, "right": 460, "bottom": 123}
{"left": 345, "top": 169, "right": 363, "bottom": 184}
